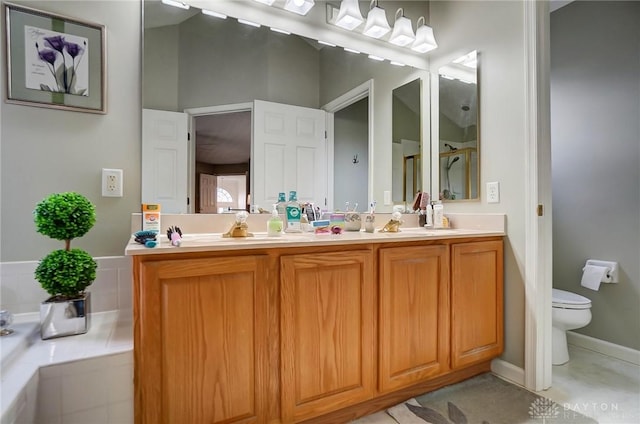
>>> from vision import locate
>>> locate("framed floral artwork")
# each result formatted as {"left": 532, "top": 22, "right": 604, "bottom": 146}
{"left": 4, "top": 3, "right": 106, "bottom": 114}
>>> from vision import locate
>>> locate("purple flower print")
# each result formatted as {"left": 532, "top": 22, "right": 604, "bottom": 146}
{"left": 63, "top": 41, "right": 86, "bottom": 92}
{"left": 37, "top": 48, "right": 57, "bottom": 66}
{"left": 44, "top": 35, "right": 65, "bottom": 53}
{"left": 35, "top": 36, "right": 87, "bottom": 96}
{"left": 64, "top": 41, "right": 83, "bottom": 58}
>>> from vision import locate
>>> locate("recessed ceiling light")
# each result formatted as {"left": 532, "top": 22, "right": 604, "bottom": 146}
{"left": 343, "top": 47, "right": 361, "bottom": 54}
{"left": 161, "top": 0, "right": 189, "bottom": 10}
{"left": 368, "top": 54, "right": 384, "bottom": 62}
{"left": 270, "top": 27, "right": 291, "bottom": 35}
{"left": 202, "top": 9, "right": 227, "bottom": 19}
{"left": 238, "top": 18, "right": 261, "bottom": 28}
{"left": 318, "top": 40, "right": 336, "bottom": 47}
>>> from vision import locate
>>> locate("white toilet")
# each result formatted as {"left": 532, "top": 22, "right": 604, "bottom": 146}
{"left": 552, "top": 288, "right": 592, "bottom": 365}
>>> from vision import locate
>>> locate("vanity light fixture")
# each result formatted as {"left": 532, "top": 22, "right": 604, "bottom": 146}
{"left": 161, "top": 0, "right": 189, "bottom": 10}
{"left": 253, "top": 0, "right": 276, "bottom": 5}
{"left": 335, "top": 0, "right": 364, "bottom": 31}
{"left": 390, "top": 61, "right": 405, "bottom": 67}
{"left": 389, "top": 8, "right": 415, "bottom": 47}
{"left": 411, "top": 17, "right": 438, "bottom": 53}
{"left": 238, "top": 18, "right": 261, "bottom": 28}
{"left": 363, "top": 0, "right": 391, "bottom": 39}
{"left": 284, "top": 0, "right": 315, "bottom": 16}
{"left": 202, "top": 9, "right": 227, "bottom": 19}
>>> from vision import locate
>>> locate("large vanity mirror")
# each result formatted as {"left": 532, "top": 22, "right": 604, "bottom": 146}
{"left": 142, "top": 0, "right": 430, "bottom": 214}
{"left": 438, "top": 50, "right": 479, "bottom": 201}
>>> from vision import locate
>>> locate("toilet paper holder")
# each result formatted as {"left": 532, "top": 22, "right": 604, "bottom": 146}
{"left": 583, "top": 259, "right": 619, "bottom": 283}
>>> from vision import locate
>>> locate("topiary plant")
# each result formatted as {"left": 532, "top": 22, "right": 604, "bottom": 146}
{"left": 34, "top": 192, "right": 97, "bottom": 300}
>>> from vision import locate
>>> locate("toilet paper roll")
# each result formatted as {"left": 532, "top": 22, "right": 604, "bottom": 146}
{"left": 581, "top": 265, "right": 609, "bottom": 291}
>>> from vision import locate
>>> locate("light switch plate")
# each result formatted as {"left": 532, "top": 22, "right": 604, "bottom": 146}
{"left": 487, "top": 181, "right": 500, "bottom": 203}
{"left": 383, "top": 190, "right": 392, "bottom": 205}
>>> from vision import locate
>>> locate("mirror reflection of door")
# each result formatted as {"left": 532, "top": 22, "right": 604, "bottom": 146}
{"left": 199, "top": 174, "right": 217, "bottom": 213}
{"left": 194, "top": 111, "right": 250, "bottom": 213}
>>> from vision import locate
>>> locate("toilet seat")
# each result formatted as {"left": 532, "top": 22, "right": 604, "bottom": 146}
{"left": 552, "top": 288, "right": 591, "bottom": 310}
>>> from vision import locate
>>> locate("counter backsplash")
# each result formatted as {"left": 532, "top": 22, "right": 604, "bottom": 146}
{"left": 130, "top": 212, "right": 505, "bottom": 235}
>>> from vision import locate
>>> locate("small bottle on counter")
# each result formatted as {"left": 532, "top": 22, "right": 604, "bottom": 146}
{"left": 276, "top": 192, "right": 287, "bottom": 215}
{"left": 267, "top": 204, "right": 283, "bottom": 237}
{"left": 285, "top": 191, "right": 302, "bottom": 232}
{"left": 433, "top": 201, "right": 444, "bottom": 229}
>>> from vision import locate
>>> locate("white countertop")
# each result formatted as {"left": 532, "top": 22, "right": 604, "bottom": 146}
{"left": 124, "top": 227, "right": 505, "bottom": 256}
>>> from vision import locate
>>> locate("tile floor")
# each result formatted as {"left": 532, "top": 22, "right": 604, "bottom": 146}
{"left": 542, "top": 345, "right": 640, "bottom": 424}
{"left": 352, "top": 345, "right": 640, "bottom": 423}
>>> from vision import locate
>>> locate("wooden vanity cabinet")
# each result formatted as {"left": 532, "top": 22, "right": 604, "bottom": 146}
{"left": 280, "top": 250, "right": 376, "bottom": 422}
{"left": 378, "top": 245, "right": 450, "bottom": 393}
{"left": 134, "top": 254, "right": 271, "bottom": 424}
{"left": 132, "top": 237, "right": 504, "bottom": 424}
{"left": 450, "top": 240, "right": 504, "bottom": 369}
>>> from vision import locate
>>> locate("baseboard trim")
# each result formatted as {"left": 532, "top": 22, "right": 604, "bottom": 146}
{"left": 567, "top": 331, "right": 640, "bottom": 365}
{"left": 491, "top": 358, "right": 525, "bottom": 386}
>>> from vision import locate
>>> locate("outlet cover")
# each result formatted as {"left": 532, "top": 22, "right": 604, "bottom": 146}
{"left": 487, "top": 181, "right": 500, "bottom": 203}
{"left": 102, "top": 168, "right": 123, "bottom": 197}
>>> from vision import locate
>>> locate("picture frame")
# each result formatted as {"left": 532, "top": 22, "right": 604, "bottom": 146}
{"left": 4, "top": 2, "right": 106, "bottom": 114}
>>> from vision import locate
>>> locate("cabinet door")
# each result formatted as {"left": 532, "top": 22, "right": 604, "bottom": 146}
{"left": 379, "top": 245, "right": 450, "bottom": 393}
{"left": 451, "top": 240, "right": 504, "bottom": 369}
{"left": 280, "top": 250, "right": 375, "bottom": 422}
{"left": 135, "top": 256, "right": 269, "bottom": 424}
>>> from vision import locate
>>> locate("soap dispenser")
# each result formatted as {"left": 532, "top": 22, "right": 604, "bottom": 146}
{"left": 267, "top": 204, "right": 283, "bottom": 237}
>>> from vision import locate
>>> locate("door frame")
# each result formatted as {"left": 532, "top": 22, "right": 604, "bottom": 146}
{"left": 183, "top": 103, "right": 253, "bottom": 214}
{"left": 322, "top": 79, "right": 374, "bottom": 213}
{"left": 524, "top": 0, "right": 552, "bottom": 391}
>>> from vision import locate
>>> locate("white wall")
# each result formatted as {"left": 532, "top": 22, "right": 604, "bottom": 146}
{"left": 1, "top": 0, "right": 142, "bottom": 262}
{"left": 550, "top": 1, "right": 640, "bottom": 350}
{"left": 429, "top": 0, "right": 528, "bottom": 367}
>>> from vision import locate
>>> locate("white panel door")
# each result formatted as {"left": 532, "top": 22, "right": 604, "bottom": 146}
{"left": 199, "top": 173, "right": 217, "bottom": 214}
{"left": 253, "top": 100, "right": 327, "bottom": 210}
{"left": 142, "top": 109, "right": 188, "bottom": 213}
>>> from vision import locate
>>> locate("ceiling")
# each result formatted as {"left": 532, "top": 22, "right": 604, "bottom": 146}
{"left": 195, "top": 112, "right": 252, "bottom": 165}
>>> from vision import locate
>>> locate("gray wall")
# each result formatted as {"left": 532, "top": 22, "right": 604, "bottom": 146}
{"left": 144, "top": 14, "right": 320, "bottom": 111}
{"left": 144, "top": 25, "right": 179, "bottom": 111}
{"left": 550, "top": 1, "right": 640, "bottom": 349}
{"left": 334, "top": 98, "right": 369, "bottom": 211}
{"left": 1, "top": 1, "right": 141, "bottom": 262}
{"left": 429, "top": 0, "right": 528, "bottom": 367}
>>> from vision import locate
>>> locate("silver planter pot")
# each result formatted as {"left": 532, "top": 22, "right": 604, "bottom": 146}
{"left": 40, "top": 292, "right": 91, "bottom": 340}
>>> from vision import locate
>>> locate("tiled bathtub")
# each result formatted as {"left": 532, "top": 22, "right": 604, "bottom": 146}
{"left": 0, "top": 311, "right": 133, "bottom": 424}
